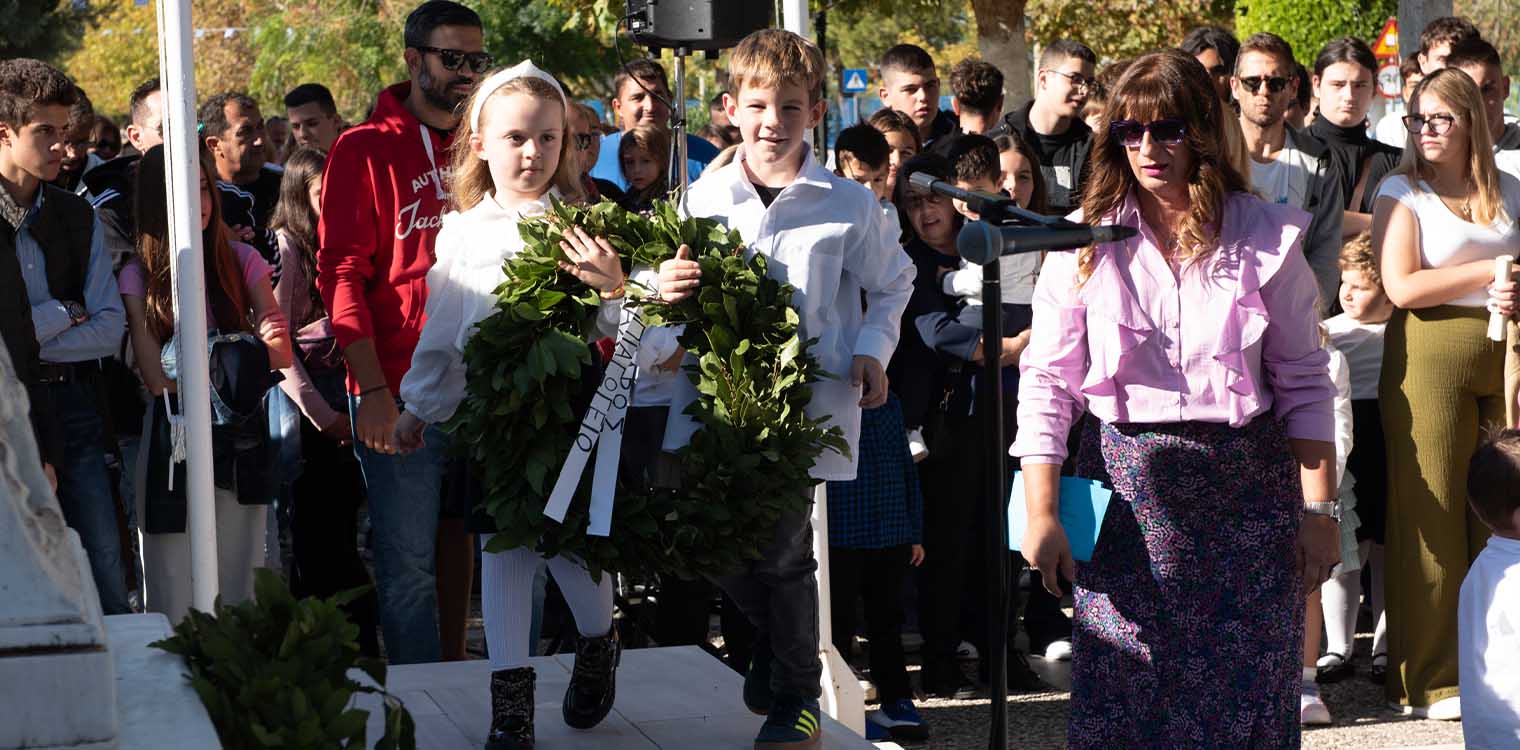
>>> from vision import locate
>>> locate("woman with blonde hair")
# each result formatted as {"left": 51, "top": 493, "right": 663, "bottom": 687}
{"left": 1016, "top": 49, "right": 1339, "bottom": 748}
{"left": 1372, "top": 66, "right": 1520, "bottom": 720}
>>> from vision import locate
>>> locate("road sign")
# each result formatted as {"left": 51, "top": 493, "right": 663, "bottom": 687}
{"left": 1373, "top": 17, "right": 1399, "bottom": 59}
{"left": 842, "top": 68, "right": 869, "bottom": 94}
{"left": 1378, "top": 61, "right": 1402, "bottom": 99}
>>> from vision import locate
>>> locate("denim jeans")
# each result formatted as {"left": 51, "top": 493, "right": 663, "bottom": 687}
{"left": 49, "top": 378, "right": 131, "bottom": 615}
{"left": 348, "top": 393, "right": 451, "bottom": 664}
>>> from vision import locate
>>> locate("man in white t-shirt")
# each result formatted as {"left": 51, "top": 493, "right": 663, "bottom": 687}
{"left": 1234, "top": 32, "right": 1343, "bottom": 310}
{"left": 1459, "top": 432, "right": 1520, "bottom": 748}
{"left": 1445, "top": 38, "right": 1520, "bottom": 182}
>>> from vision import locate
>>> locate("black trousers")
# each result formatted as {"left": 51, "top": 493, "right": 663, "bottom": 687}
{"left": 830, "top": 545, "right": 912, "bottom": 703}
{"left": 710, "top": 498, "right": 822, "bottom": 701}
{"left": 916, "top": 410, "right": 983, "bottom": 669}
{"left": 289, "top": 415, "right": 380, "bottom": 657}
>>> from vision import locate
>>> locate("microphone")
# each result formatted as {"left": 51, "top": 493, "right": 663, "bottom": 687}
{"left": 956, "top": 220, "right": 1140, "bottom": 265}
{"left": 907, "top": 171, "right": 1060, "bottom": 227}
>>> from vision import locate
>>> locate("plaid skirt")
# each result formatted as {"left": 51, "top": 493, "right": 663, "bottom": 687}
{"left": 1070, "top": 416, "right": 1304, "bottom": 750}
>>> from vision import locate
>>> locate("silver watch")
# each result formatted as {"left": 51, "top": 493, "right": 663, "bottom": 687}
{"left": 1304, "top": 501, "right": 1341, "bottom": 522}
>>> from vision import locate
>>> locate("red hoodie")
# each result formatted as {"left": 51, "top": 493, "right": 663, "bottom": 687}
{"left": 317, "top": 82, "right": 453, "bottom": 394}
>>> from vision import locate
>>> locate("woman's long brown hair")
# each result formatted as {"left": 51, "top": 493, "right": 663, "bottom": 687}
{"left": 269, "top": 146, "right": 326, "bottom": 326}
{"left": 1078, "top": 49, "right": 1252, "bottom": 281}
{"left": 134, "top": 144, "right": 251, "bottom": 342}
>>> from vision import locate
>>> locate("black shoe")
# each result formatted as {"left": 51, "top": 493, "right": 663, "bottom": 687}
{"left": 1369, "top": 653, "right": 1387, "bottom": 685}
{"left": 754, "top": 696, "right": 823, "bottom": 749}
{"left": 487, "top": 666, "right": 534, "bottom": 750}
{"left": 1316, "top": 652, "right": 1355, "bottom": 684}
{"left": 743, "top": 642, "right": 773, "bottom": 715}
{"left": 922, "top": 660, "right": 977, "bottom": 700}
{"left": 978, "top": 649, "right": 1053, "bottom": 694}
{"left": 563, "top": 629, "right": 621, "bottom": 730}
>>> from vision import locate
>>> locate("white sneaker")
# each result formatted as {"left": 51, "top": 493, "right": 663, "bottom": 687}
{"left": 1042, "top": 638, "right": 1073, "bottom": 661}
{"left": 1427, "top": 695, "right": 1462, "bottom": 721}
{"left": 1388, "top": 695, "right": 1462, "bottom": 720}
{"left": 956, "top": 640, "right": 979, "bottom": 661}
{"left": 1300, "top": 686, "right": 1332, "bottom": 726}
{"left": 906, "top": 429, "right": 929, "bottom": 462}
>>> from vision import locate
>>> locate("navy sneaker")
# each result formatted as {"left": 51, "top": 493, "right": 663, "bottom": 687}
{"left": 754, "top": 697, "right": 822, "bottom": 749}
{"left": 867, "top": 699, "right": 930, "bottom": 742}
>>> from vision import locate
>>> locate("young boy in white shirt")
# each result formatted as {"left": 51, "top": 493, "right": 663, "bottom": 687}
{"left": 658, "top": 28, "right": 915, "bottom": 749}
{"left": 1459, "top": 429, "right": 1520, "bottom": 748}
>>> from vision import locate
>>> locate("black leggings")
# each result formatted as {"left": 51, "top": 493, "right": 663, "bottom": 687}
{"left": 289, "top": 415, "right": 380, "bottom": 656}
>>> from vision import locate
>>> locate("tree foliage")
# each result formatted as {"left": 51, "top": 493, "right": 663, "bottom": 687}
{"left": 1456, "top": 0, "right": 1520, "bottom": 77}
{"left": 0, "top": 0, "right": 89, "bottom": 63}
{"left": 1029, "top": 0, "right": 1232, "bottom": 62}
{"left": 1235, "top": 0, "right": 1398, "bottom": 67}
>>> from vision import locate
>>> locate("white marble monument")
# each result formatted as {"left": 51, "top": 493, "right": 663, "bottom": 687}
{"left": 0, "top": 344, "right": 118, "bottom": 749}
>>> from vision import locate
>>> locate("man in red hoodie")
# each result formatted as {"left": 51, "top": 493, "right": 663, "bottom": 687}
{"left": 316, "top": 0, "right": 489, "bottom": 665}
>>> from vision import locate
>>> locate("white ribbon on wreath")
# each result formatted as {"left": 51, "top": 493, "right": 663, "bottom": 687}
{"left": 542, "top": 303, "right": 647, "bottom": 536}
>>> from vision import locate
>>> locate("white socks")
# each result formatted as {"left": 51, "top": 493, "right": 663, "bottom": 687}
{"left": 1320, "top": 541, "right": 1388, "bottom": 659}
{"left": 480, "top": 536, "right": 615, "bottom": 672}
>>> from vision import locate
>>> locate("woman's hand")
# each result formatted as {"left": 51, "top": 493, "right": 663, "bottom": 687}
{"left": 1488, "top": 273, "right": 1517, "bottom": 319}
{"left": 1296, "top": 513, "right": 1341, "bottom": 593}
{"left": 999, "top": 330, "right": 1032, "bottom": 367}
{"left": 909, "top": 544, "right": 926, "bottom": 567}
{"left": 392, "top": 410, "right": 427, "bottom": 455}
{"left": 320, "top": 412, "right": 353, "bottom": 446}
{"left": 1024, "top": 513, "right": 1076, "bottom": 597}
{"left": 657, "top": 245, "right": 701, "bottom": 302}
{"left": 355, "top": 392, "right": 400, "bottom": 454}
{"left": 559, "top": 226, "right": 625, "bottom": 293}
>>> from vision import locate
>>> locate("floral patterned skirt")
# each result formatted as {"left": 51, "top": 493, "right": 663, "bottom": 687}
{"left": 1069, "top": 416, "right": 1304, "bottom": 750}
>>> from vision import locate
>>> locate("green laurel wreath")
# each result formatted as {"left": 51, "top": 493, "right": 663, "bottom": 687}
{"left": 446, "top": 198, "right": 847, "bottom": 579}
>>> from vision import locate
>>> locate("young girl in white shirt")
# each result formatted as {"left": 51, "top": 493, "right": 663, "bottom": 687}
{"left": 391, "top": 61, "right": 627, "bottom": 750}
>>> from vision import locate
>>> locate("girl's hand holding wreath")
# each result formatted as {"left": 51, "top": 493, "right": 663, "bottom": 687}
{"left": 559, "top": 225, "right": 625, "bottom": 294}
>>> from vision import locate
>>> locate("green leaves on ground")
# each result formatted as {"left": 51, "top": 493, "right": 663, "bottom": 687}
{"left": 151, "top": 569, "right": 415, "bottom": 750}
{"left": 449, "top": 197, "right": 845, "bottom": 579}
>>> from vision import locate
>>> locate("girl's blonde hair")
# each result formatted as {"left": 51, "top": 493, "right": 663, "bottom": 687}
{"left": 1391, "top": 67, "right": 1509, "bottom": 227}
{"left": 450, "top": 74, "right": 584, "bottom": 211}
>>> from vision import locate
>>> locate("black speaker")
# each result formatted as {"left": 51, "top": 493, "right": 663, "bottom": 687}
{"left": 626, "top": 0, "right": 773, "bottom": 51}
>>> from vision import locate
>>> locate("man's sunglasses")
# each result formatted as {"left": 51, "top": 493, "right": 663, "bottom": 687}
{"left": 1109, "top": 119, "right": 1187, "bottom": 148}
{"left": 413, "top": 45, "right": 494, "bottom": 75}
{"left": 1238, "top": 75, "right": 1290, "bottom": 94}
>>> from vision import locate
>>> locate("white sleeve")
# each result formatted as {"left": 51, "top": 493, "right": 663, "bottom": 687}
{"left": 941, "top": 262, "right": 982, "bottom": 300}
{"left": 852, "top": 199, "right": 917, "bottom": 365}
{"left": 400, "top": 226, "right": 470, "bottom": 425}
{"left": 1329, "top": 347, "right": 1354, "bottom": 485}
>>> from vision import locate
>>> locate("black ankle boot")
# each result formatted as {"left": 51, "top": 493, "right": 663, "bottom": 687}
{"left": 562, "top": 628, "right": 621, "bottom": 729}
{"left": 486, "top": 666, "right": 534, "bottom": 750}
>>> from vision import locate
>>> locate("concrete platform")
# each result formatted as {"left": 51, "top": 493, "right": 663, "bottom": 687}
{"left": 108, "top": 613, "right": 220, "bottom": 749}
{"left": 355, "top": 645, "right": 875, "bottom": 749}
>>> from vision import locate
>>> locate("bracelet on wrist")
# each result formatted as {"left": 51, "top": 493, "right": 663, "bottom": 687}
{"left": 358, "top": 384, "right": 391, "bottom": 397}
{"left": 599, "top": 282, "right": 627, "bottom": 301}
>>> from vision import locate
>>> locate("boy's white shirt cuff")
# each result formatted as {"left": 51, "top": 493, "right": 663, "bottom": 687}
{"left": 852, "top": 328, "right": 895, "bottom": 369}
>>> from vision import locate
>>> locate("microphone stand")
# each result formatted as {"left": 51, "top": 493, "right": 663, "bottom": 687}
{"left": 978, "top": 215, "right": 1010, "bottom": 750}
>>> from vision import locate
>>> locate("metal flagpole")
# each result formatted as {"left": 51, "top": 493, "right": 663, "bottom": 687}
{"left": 156, "top": 0, "right": 220, "bottom": 612}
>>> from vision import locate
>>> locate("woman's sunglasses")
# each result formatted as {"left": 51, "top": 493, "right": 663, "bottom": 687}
{"left": 413, "top": 45, "right": 494, "bottom": 75}
{"left": 1109, "top": 119, "right": 1187, "bottom": 149}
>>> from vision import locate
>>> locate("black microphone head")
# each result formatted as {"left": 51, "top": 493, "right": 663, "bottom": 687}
{"left": 1091, "top": 224, "right": 1141, "bottom": 243}
{"left": 907, "top": 171, "right": 937, "bottom": 192}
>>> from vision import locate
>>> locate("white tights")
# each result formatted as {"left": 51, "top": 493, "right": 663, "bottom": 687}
{"left": 480, "top": 535, "right": 614, "bottom": 671}
{"left": 1320, "top": 540, "right": 1387, "bottom": 660}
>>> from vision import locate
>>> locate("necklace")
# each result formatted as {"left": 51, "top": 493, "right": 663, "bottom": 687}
{"left": 1427, "top": 173, "right": 1475, "bottom": 221}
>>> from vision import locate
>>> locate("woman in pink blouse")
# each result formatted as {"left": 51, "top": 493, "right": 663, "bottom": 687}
{"left": 1015, "top": 50, "right": 1341, "bottom": 748}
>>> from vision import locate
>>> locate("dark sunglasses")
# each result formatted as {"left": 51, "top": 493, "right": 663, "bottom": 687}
{"left": 413, "top": 45, "right": 494, "bottom": 75}
{"left": 1403, "top": 113, "right": 1457, "bottom": 135}
{"left": 573, "top": 133, "right": 595, "bottom": 150}
{"left": 1238, "top": 75, "right": 1290, "bottom": 94}
{"left": 1109, "top": 119, "right": 1187, "bottom": 148}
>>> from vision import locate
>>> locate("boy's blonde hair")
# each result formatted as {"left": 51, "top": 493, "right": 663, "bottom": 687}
{"left": 727, "top": 29, "right": 825, "bottom": 102}
{"left": 449, "top": 74, "right": 584, "bottom": 212}
{"left": 1337, "top": 231, "right": 1381, "bottom": 289}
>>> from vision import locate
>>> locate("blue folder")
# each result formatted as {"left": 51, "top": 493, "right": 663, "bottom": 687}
{"left": 1008, "top": 473, "right": 1114, "bottom": 562}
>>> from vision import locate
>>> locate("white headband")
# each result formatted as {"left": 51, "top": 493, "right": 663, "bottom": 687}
{"left": 469, "top": 59, "right": 569, "bottom": 132}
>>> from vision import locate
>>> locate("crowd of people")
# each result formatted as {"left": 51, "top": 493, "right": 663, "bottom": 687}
{"left": 4, "top": 2, "right": 1520, "bottom": 748}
